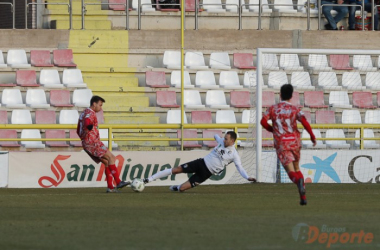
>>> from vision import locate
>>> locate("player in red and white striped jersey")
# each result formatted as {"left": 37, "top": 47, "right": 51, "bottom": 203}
{"left": 261, "top": 84, "right": 316, "bottom": 205}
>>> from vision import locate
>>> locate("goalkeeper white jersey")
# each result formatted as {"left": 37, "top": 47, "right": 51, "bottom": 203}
{"left": 203, "top": 135, "right": 249, "bottom": 180}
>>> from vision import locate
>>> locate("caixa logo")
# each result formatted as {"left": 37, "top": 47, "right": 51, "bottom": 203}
{"left": 38, "top": 155, "right": 227, "bottom": 188}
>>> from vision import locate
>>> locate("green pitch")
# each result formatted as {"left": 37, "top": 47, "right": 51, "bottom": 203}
{"left": 0, "top": 184, "right": 379, "bottom": 250}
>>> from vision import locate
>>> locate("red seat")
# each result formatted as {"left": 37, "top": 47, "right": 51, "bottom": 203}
{"left": 233, "top": 53, "right": 256, "bottom": 69}
{"left": 145, "top": 71, "right": 169, "bottom": 88}
{"left": 185, "top": 0, "right": 202, "bottom": 11}
{"left": 156, "top": 91, "right": 180, "bottom": 108}
{"left": 302, "top": 110, "right": 312, "bottom": 124}
{"left": 69, "top": 130, "right": 82, "bottom": 147}
{"left": 0, "top": 130, "right": 20, "bottom": 147}
{"left": 262, "top": 91, "right": 275, "bottom": 108}
{"left": 16, "top": 70, "right": 39, "bottom": 87}
{"left": 202, "top": 129, "right": 223, "bottom": 147}
{"left": 316, "top": 110, "right": 335, "bottom": 124}
{"left": 289, "top": 91, "right": 302, "bottom": 107}
{"left": 262, "top": 130, "right": 274, "bottom": 147}
{"left": 230, "top": 91, "right": 250, "bottom": 108}
{"left": 45, "top": 130, "right": 69, "bottom": 147}
{"left": 377, "top": 92, "right": 380, "bottom": 107}
{"left": 53, "top": 49, "right": 77, "bottom": 67}
{"left": 191, "top": 111, "right": 212, "bottom": 123}
{"left": 0, "top": 110, "right": 8, "bottom": 124}
{"left": 304, "top": 91, "right": 328, "bottom": 108}
{"left": 96, "top": 109, "right": 105, "bottom": 124}
{"left": 109, "top": 0, "right": 131, "bottom": 10}
{"left": 329, "top": 54, "right": 353, "bottom": 70}
{"left": 50, "top": 90, "right": 74, "bottom": 107}
{"left": 35, "top": 110, "right": 56, "bottom": 124}
{"left": 30, "top": 50, "right": 53, "bottom": 67}
{"left": 177, "top": 129, "right": 202, "bottom": 148}
{"left": 352, "top": 91, "right": 376, "bottom": 109}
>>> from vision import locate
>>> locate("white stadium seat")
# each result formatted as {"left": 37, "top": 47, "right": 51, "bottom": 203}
{"left": 26, "top": 89, "right": 51, "bottom": 109}
{"left": 163, "top": 51, "right": 181, "bottom": 69}
{"left": 195, "top": 71, "right": 219, "bottom": 89}
{"left": 7, "top": 49, "right": 31, "bottom": 68}
{"left": 59, "top": 110, "right": 79, "bottom": 124}
{"left": 291, "top": 72, "right": 315, "bottom": 90}
{"left": 355, "top": 129, "right": 380, "bottom": 148}
{"left": 219, "top": 71, "right": 242, "bottom": 89}
{"left": 185, "top": 52, "right": 209, "bottom": 70}
{"left": 39, "top": 69, "right": 64, "bottom": 89}
{"left": 209, "top": 52, "right": 231, "bottom": 70}
{"left": 21, "top": 129, "right": 45, "bottom": 149}
{"left": 342, "top": 72, "right": 366, "bottom": 90}
{"left": 205, "top": 90, "right": 230, "bottom": 108}
{"left": 170, "top": 71, "right": 194, "bottom": 88}
{"left": 325, "top": 129, "right": 350, "bottom": 149}
{"left": 184, "top": 90, "right": 205, "bottom": 109}
{"left": 62, "top": 69, "right": 87, "bottom": 88}
{"left": 73, "top": 89, "right": 93, "bottom": 108}
{"left": 1, "top": 89, "right": 26, "bottom": 108}
{"left": 318, "top": 72, "right": 342, "bottom": 90}
{"left": 166, "top": 110, "right": 188, "bottom": 124}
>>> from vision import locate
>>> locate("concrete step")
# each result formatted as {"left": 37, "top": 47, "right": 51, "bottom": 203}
{"left": 84, "top": 76, "right": 138, "bottom": 86}
{"left": 69, "top": 30, "right": 129, "bottom": 50}
{"left": 105, "top": 115, "right": 159, "bottom": 124}
{"left": 51, "top": 20, "right": 111, "bottom": 30}
{"left": 73, "top": 54, "right": 130, "bottom": 68}
{"left": 97, "top": 96, "right": 150, "bottom": 109}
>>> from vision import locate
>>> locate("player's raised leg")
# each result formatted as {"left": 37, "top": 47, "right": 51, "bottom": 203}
{"left": 143, "top": 165, "right": 183, "bottom": 184}
{"left": 101, "top": 150, "right": 130, "bottom": 191}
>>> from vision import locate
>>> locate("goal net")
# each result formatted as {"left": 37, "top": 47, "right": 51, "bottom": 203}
{"left": 238, "top": 48, "right": 380, "bottom": 184}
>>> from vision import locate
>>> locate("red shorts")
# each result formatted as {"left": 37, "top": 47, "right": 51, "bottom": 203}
{"left": 82, "top": 140, "right": 108, "bottom": 164}
{"left": 276, "top": 148, "right": 300, "bottom": 167}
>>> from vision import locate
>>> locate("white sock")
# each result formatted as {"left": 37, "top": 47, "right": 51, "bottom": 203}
{"left": 148, "top": 168, "right": 172, "bottom": 182}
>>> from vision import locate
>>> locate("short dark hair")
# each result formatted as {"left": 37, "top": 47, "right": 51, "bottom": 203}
{"left": 280, "top": 84, "right": 293, "bottom": 101}
{"left": 90, "top": 96, "right": 105, "bottom": 106}
{"left": 226, "top": 131, "right": 237, "bottom": 141}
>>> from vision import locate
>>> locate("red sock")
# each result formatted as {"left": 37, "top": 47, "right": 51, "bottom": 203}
{"left": 296, "top": 171, "right": 306, "bottom": 200}
{"left": 287, "top": 171, "right": 298, "bottom": 184}
{"left": 105, "top": 167, "right": 114, "bottom": 189}
{"left": 108, "top": 164, "right": 121, "bottom": 185}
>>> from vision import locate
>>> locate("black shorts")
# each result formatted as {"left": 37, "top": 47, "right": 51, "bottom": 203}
{"left": 180, "top": 158, "right": 212, "bottom": 187}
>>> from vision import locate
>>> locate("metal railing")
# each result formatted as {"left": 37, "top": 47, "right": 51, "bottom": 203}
{"left": 138, "top": 2, "right": 181, "bottom": 30}
{"left": 26, "top": 0, "right": 72, "bottom": 30}
{"left": 0, "top": 0, "right": 15, "bottom": 29}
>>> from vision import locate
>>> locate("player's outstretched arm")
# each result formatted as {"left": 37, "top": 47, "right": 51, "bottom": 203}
{"left": 214, "top": 134, "right": 224, "bottom": 144}
{"left": 234, "top": 156, "right": 256, "bottom": 182}
{"left": 260, "top": 117, "right": 273, "bottom": 132}
{"left": 300, "top": 116, "right": 316, "bottom": 146}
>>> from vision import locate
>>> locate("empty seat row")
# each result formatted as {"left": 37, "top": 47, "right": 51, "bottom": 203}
{"left": 0, "top": 89, "right": 92, "bottom": 109}
{"left": 0, "top": 69, "right": 87, "bottom": 88}
{"left": 0, "top": 49, "right": 76, "bottom": 68}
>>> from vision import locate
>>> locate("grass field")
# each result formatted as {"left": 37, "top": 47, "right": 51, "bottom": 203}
{"left": 0, "top": 184, "right": 379, "bottom": 250}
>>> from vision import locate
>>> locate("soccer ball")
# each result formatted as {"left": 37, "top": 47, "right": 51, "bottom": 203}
{"left": 131, "top": 178, "right": 145, "bottom": 192}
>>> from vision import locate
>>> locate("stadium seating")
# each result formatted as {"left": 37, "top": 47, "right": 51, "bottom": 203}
{"left": 318, "top": 72, "right": 341, "bottom": 90}
{"left": 0, "top": 50, "right": 6, "bottom": 68}
{"left": 156, "top": 90, "right": 180, "bottom": 108}
{"left": 177, "top": 129, "right": 202, "bottom": 148}
{"left": 243, "top": 71, "right": 266, "bottom": 88}
{"left": 96, "top": 109, "right": 105, "bottom": 124}
{"left": 352, "top": 55, "right": 376, "bottom": 71}
{"left": 109, "top": 0, "right": 130, "bottom": 10}
{"left": 249, "top": 0, "right": 272, "bottom": 12}
{"left": 364, "top": 110, "right": 380, "bottom": 124}
{"left": 219, "top": 71, "right": 242, "bottom": 89}
{"left": 202, "top": 0, "right": 226, "bottom": 12}
{"left": 16, "top": 70, "right": 39, "bottom": 87}
{"left": 0, "top": 110, "right": 7, "bottom": 124}
{"left": 352, "top": 91, "right": 376, "bottom": 109}
{"left": 241, "top": 109, "right": 254, "bottom": 123}
{"left": 273, "top": 0, "right": 297, "bottom": 13}
{"left": 39, "top": 69, "right": 64, "bottom": 88}
{"left": 202, "top": 129, "right": 223, "bottom": 147}
{"left": 53, "top": 49, "right": 77, "bottom": 67}
{"left": 365, "top": 72, "right": 380, "bottom": 90}
{"left": 230, "top": 91, "right": 250, "bottom": 108}
{"left": 342, "top": 110, "right": 362, "bottom": 124}
{"left": 209, "top": 52, "right": 231, "bottom": 70}
{"left": 62, "top": 69, "right": 87, "bottom": 88}
{"left": 262, "top": 130, "right": 274, "bottom": 147}
{"left": 191, "top": 111, "right": 212, "bottom": 123}
{"left": 354, "top": 129, "right": 380, "bottom": 148}
{"left": 69, "top": 130, "right": 82, "bottom": 147}
{"left": 30, "top": 50, "right": 53, "bottom": 67}
{"left": 378, "top": 92, "right": 380, "bottom": 106}
{"left": 289, "top": 91, "right": 302, "bottom": 107}
{"left": 279, "top": 54, "right": 303, "bottom": 71}
{"left": 302, "top": 129, "right": 326, "bottom": 148}
{"left": 205, "top": 90, "right": 230, "bottom": 108}
{"left": 303, "top": 110, "right": 312, "bottom": 123}
{"left": 1, "top": 89, "right": 26, "bottom": 108}
{"left": 233, "top": 53, "right": 256, "bottom": 69}
{"left": 262, "top": 91, "right": 276, "bottom": 107}
{"left": 73, "top": 89, "right": 93, "bottom": 107}
{"left": 325, "top": 129, "right": 350, "bottom": 149}
{"left": 11, "top": 110, "right": 32, "bottom": 124}
{"left": 263, "top": 54, "right": 279, "bottom": 70}
{"left": 59, "top": 110, "right": 79, "bottom": 124}
{"left": 268, "top": 71, "right": 288, "bottom": 89}
{"left": 308, "top": 54, "right": 331, "bottom": 71}
{"left": 195, "top": 71, "right": 219, "bottom": 89}
{"left": 26, "top": 89, "right": 51, "bottom": 109}
{"left": 163, "top": 51, "right": 181, "bottom": 69}
{"left": 342, "top": 72, "right": 366, "bottom": 90}
{"left": 50, "top": 90, "right": 74, "bottom": 107}
{"left": 155, "top": 0, "right": 180, "bottom": 11}
{"left": 185, "top": 52, "right": 208, "bottom": 69}
{"left": 145, "top": 71, "right": 169, "bottom": 88}
{"left": 329, "top": 91, "right": 352, "bottom": 108}
{"left": 316, "top": 110, "right": 335, "bottom": 124}
{"left": 99, "top": 129, "right": 118, "bottom": 148}
{"left": 304, "top": 91, "right": 328, "bottom": 108}
{"left": 184, "top": 90, "right": 205, "bottom": 108}
{"left": 132, "top": 0, "right": 156, "bottom": 11}
{"left": 329, "top": 54, "right": 353, "bottom": 70}
{"left": 166, "top": 110, "right": 188, "bottom": 124}
{"left": 45, "top": 130, "right": 69, "bottom": 147}
{"left": 216, "top": 110, "right": 236, "bottom": 123}
{"left": 184, "top": 0, "right": 201, "bottom": 11}
{"left": 21, "top": 129, "right": 45, "bottom": 149}
{"left": 7, "top": 49, "right": 31, "bottom": 68}
{"left": 291, "top": 72, "right": 315, "bottom": 90}
{"left": 35, "top": 110, "right": 56, "bottom": 124}
{"left": 0, "top": 130, "right": 20, "bottom": 147}
{"left": 170, "top": 71, "right": 193, "bottom": 88}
